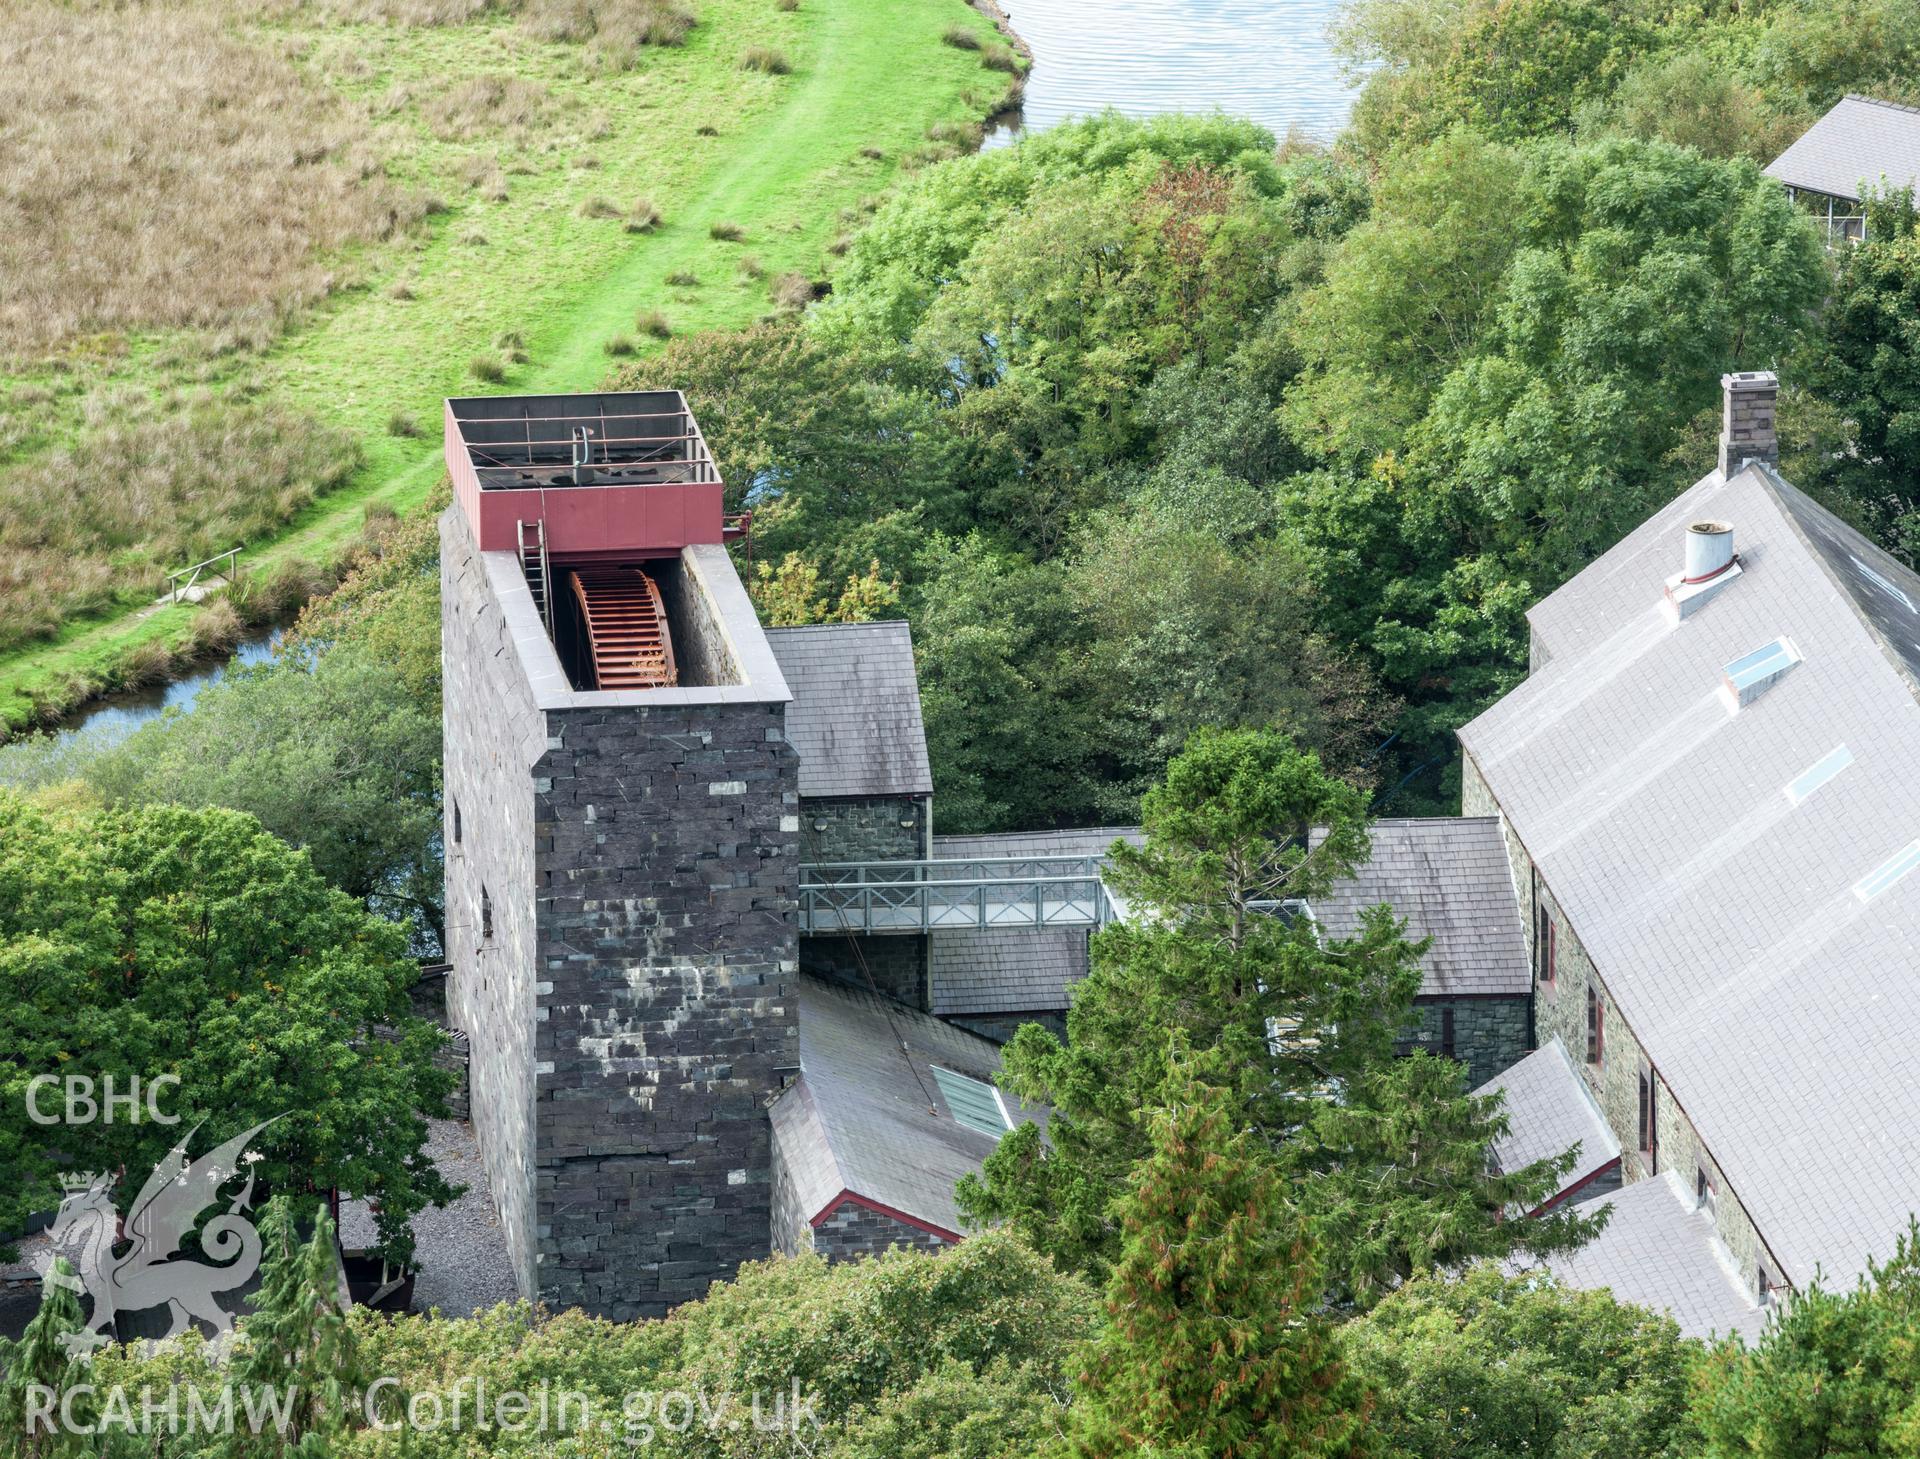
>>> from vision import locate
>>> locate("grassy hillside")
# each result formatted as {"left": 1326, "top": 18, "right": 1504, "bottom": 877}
{"left": 0, "top": 0, "right": 1010, "bottom": 730}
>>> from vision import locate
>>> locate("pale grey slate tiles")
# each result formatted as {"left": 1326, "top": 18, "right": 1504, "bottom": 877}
{"left": 1524, "top": 1174, "right": 1766, "bottom": 1344}
{"left": 927, "top": 828, "right": 1143, "bottom": 1017}
{"left": 766, "top": 622, "right": 932, "bottom": 799}
{"left": 1460, "top": 464, "right": 1920, "bottom": 1291}
{"left": 1473, "top": 1037, "right": 1620, "bottom": 1202}
{"left": 1765, "top": 95, "right": 1920, "bottom": 203}
{"left": 1309, "top": 817, "right": 1530, "bottom": 997}
{"left": 772, "top": 974, "right": 1035, "bottom": 1238}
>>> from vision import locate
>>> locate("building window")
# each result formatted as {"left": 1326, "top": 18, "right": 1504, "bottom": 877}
{"left": 1536, "top": 904, "right": 1557, "bottom": 984}
{"left": 480, "top": 885, "right": 493, "bottom": 942}
{"left": 930, "top": 1065, "right": 1014, "bottom": 1140}
{"left": 1757, "top": 1262, "right": 1776, "bottom": 1306}
{"left": 453, "top": 799, "right": 463, "bottom": 846}
{"left": 1440, "top": 1008, "right": 1456, "bottom": 1061}
{"left": 1696, "top": 1166, "right": 1717, "bottom": 1214}
{"left": 1638, "top": 1068, "right": 1656, "bottom": 1159}
{"left": 1586, "top": 984, "right": 1604, "bottom": 1064}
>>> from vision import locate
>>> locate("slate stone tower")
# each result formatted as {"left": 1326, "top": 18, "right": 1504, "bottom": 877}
{"left": 440, "top": 392, "right": 801, "bottom": 1318}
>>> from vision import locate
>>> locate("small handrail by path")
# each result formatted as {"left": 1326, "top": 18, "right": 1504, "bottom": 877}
{"left": 163, "top": 547, "right": 241, "bottom": 605}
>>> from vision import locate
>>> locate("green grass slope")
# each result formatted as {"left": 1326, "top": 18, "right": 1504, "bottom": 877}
{"left": 0, "top": 0, "right": 1005, "bottom": 731}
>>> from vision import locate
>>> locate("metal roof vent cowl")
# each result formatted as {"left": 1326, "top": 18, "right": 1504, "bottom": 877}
{"left": 1665, "top": 520, "right": 1743, "bottom": 620}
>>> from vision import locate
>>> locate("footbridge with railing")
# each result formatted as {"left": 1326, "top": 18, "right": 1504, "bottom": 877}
{"left": 797, "top": 854, "right": 1120, "bottom": 934}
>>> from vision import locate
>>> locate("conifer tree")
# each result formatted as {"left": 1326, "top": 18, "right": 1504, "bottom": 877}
{"left": 227, "top": 1198, "right": 365, "bottom": 1456}
{"left": 959, "top": 726, "right": 1600, "bottom": 1301}
{"left": 1066, "top": 1062, "right": 1369, "bottom": 1459}
{"left": 0, "top": 1258, "right": 94, "bottom": 1457}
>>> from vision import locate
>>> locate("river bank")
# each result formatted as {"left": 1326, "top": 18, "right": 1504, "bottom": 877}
{"left": 0, "top": 0, "right": 1011, "bottom": 739}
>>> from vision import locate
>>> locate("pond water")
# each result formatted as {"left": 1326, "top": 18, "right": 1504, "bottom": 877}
{"left": 986, "top": 0, "right": 1359, "bottom": 148}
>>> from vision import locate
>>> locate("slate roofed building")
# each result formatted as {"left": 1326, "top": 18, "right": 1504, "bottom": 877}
{"left": 1309, "top": 817, "right": 1534, "bottom": 1086}
{"left": 1458, "top": 369, "right": 1920, "bottom": 1336}
{"left": 1766, "top": 94, "right": 1920, "bottom": 243}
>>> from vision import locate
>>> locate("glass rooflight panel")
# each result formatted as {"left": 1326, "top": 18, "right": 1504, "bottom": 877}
{"left": 931, "top": 1065, "right": 1013, "bottom": 1139}
{"left": 1725, "top": 638, "right": 1801, "bottom": 693}
{"left": 1853, "top": 840, "right": 1920, "bottom": 903}
{"left": 1784, "top": 744, "right": 1854, "bottom": 806}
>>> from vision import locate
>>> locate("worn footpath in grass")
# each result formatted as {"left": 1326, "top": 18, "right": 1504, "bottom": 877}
{"left": 0, "top": 0, "right": 1008, "bottom": 731}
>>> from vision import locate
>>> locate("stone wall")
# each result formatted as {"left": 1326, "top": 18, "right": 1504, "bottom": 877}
{"left": 1401, "top": 996, "right": 1530, "bottom": 1089}
{"left": 533, "top": 694, "right": 799, "bottom": 1320}
{"left": 809, "top": 1198, "right": 951, "bottom": 1260}
{"left": 1462, "top": 749, "right": 1780, "bottom": 1297}
{"left": 441, "top": 508, "right": 546, "bottom": 1299}
{"left": 799, "top": 934, "right": 927, "bottom": 1010}
{"left": 945, "top": 1011, "right": 1066, "bottom": 1045}
{"left": 801, "top": 796, "right": 927, "bottom": 864}
{"left": 444, "top": 513, "right": 804, "bottom": 1319}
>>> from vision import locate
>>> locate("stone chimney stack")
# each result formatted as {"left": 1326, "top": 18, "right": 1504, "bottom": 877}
{"left": 1719, "top": 371, "right": 1779, "bottom": 476}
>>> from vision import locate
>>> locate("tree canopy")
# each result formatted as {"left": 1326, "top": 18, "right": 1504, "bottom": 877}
{"left": 0, "top": 793, "right": 454, "bottom": 1265}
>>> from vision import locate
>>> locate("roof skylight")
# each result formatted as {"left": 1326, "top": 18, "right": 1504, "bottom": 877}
{"left": 931, "top": 1065, "right": 1013, "bottom": 1140}
{"left": 1853, "top": 841, "right": 1920, "bottom": 903}
{"left": 1723, "top": 637, "right": 1801, "bottom": 708}
{"left": 1785, "top": 744, "right": 1854, "bottom": 806}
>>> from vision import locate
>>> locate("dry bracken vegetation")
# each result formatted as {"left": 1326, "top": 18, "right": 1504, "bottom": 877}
{"left": 0, "top": 2, "right": 428, "bottom": 356}
{"left": 0, "top": 401, "right": 359, "bottom": 651}
{"left": 516, "top": 0, "right": 697, "bottom": 66}
{"left": 423, "top": 73, "right": 556, "bottom": 140}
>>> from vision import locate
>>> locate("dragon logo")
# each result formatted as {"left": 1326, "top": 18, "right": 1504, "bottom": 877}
{"left": 45, "top": 1117, "right": 281, "bottom": 1358}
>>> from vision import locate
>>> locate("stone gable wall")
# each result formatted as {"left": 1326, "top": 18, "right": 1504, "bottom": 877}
{"left": 809, "top": 1199, "right": 950, "bottom": 1260}
{"left": 801, "top": 796, "right": 926, "bottom": 864}
{"left": 1402, "top": 996, "right": 1530, "bottom": 1089}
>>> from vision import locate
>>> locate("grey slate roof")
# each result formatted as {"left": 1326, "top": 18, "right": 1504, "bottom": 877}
{"left": 1473, "top": 1037, "right": 1620, "bottom": 1204}
{"left": 1766, "top": 95, "right": 1920, "bottom": 203}
{"left": 1310, "top": 817, "right": 1531, "bottom": 997}
{"left": 927, "top": 828, "right": 1142, "bottom": 1016}
{"left": 766, "top": 622, "right": 932, "bottom": 799}
{"left": 1523, "top": 1174, "right": 1765, "bottom": 1343}
{"left": 1460, "top": 462, "right": 1920, "bottom": 1292}
{"left": 772, "top": 974, "right": 1039, "bottom": 1237}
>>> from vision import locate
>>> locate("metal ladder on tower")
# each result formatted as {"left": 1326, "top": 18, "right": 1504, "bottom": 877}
{"left": 516, "top": 518, "right": 552, "bottom": 634}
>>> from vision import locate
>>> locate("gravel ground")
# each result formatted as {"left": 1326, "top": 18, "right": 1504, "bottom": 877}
{"left": 340, "top": 1117, "right": 519, "bottom": 1318}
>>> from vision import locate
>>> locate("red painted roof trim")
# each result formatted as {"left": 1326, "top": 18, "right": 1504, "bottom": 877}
{"left": 807, "top": 1189, "right": 960, "bottom": 1242}
{"left": 1529, "top": 1155, "right": 1623, "bottom": 1218}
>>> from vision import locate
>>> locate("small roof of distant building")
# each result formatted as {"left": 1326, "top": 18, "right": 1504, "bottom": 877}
{"left": 928, "top": 828, "right": 1142, "bottom": 1017}
{"left": 1460, "top": 462, "right": 1920, "bottom": 1292}
{"left": 1522, "top": 1174, "right": 1766, "bottom": 1344}
{"left": 1310, "top": 817, "right": 1532, "bottom": 997}
{"left": 1765, "top": 94, "right": 1920, "bottom": 203}
{"left": 1473, "top": 1037, "right": 1621, "bottom": 1211}
{"left": 773, "top": 974, "right": 1040, "bottom": 1239}
{"left": 767, "top": 622, "right": 932, "bottom": 799}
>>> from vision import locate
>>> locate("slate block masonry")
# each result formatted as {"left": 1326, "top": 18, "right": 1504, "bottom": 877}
{"left": 443, "top": 509, "right": 802, "bottom": 1320}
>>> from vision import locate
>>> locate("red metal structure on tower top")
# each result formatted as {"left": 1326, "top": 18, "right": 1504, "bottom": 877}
{"left": 445, "top": 390, "right": 730, "bottom": 559}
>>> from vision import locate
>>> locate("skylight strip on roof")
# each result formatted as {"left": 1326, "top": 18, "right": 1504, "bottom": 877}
{"left": 1725, "top": 638, "right": 1800, "bottom": 691}
{"left": 1852, "top": 840, "right": 1920, "bottom": 903}
{"left": 931, "top": 1065, "right": 1012, "bottom": 1139}
{"left": 1784, "top": 744, "right": 1855, "bottom": 806}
